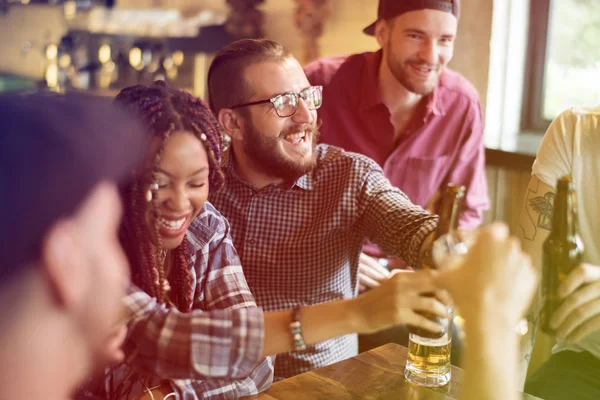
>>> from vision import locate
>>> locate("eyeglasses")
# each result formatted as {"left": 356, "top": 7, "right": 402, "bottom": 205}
{"left": 230, "top": 85, "right": 323, "bottom": 118}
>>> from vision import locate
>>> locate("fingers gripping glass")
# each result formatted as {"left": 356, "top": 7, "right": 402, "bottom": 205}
{"left": 230, "top": 85, "right": 323, "bottom": 117}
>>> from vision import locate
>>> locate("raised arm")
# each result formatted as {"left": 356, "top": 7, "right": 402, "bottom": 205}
{"left": 355, "top": 161, "right": 439, "bottom": 269}
{"left": 262, "top": 268, "right": 450, "bottom": 356}
{"left": 123, "top": 265, "right": 451, "bottom": 380}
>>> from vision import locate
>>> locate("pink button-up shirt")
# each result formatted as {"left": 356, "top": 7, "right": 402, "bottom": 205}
{"left": 305, "top": 50, "right": 489, "bottom": 232}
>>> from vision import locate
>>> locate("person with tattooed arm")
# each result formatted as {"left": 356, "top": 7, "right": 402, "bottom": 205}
{"left": 517, "top": 106, "right": 600, "bottom": 399}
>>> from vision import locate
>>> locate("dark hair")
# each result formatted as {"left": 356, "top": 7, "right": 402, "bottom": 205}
{"left": 0, "top": 91, "right": 145, "bottom": 287}
{"left": 207, "top": 38, "right": 293, "bottom": 114}
{"left": 114, "top": 81, "right": 224, "bottom": 312}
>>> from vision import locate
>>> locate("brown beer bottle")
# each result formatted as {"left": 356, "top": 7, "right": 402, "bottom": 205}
{"left": 540, "top": 175, "right": 584, "bottom": 335}
{"left": 409, "top": 183, "right": 466, "bottom": 339}
{"left": 433, "top": 183, "right": 466, "bottom": 245}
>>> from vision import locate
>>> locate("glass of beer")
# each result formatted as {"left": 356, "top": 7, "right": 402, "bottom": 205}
{"left": 405, "top": 303, "right": 454, "bottom": 387}
{"left": 404, "top": 231, "right": 470, "bottom": 387}
{"left": 405, "top": 230, "right": 531, "bottom": 387}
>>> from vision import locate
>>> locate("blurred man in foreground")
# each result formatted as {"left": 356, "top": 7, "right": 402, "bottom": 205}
{"left": 0, "top": 92, "right": 145, "bottom": 399}
{"left": 436, "top": 222, "right": 538, "bottom": 400}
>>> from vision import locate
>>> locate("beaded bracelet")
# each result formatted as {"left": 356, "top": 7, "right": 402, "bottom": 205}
{"left": 290, "top": 306, "right": 307, "bottom": 351}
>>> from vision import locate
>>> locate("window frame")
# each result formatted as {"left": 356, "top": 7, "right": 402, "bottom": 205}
{"left": 521, "top": 0, "right": 553, "bottom": 132}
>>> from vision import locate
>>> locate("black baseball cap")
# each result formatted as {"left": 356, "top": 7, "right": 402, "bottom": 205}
{"left": 0, "top": 92, "right": 147, "bottom": 284}
{"left": 363, "top": 0, "right": 460, "bottom": 36}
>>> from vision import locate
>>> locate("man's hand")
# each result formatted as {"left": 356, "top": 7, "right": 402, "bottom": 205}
{"left": 435, "top": 222, "right": 538, "bottom": 329}
{"left": 550, "top": 263, "right": 600, "bottom": 343}
{"left": 353, "top": 269, "right": 449, "bottom": 334}
{"left": 358, "top": 252, "right": 390, "bottom": 292}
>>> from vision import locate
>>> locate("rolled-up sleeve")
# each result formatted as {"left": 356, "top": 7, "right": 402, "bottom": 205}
{"left": 355, "top": 160, "right": 439, "bottom": 267}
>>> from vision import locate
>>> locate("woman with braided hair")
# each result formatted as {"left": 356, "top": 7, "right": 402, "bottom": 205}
{"left": 117, "top": 81, "right": 227, "bottom": 312}
{"left": 83, "top": 81, "right": 275, "bottom": 399}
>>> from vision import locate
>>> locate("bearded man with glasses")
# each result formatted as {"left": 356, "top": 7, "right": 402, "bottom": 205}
{"left": 208, "top": 39, "right": 443, "bottom": 380}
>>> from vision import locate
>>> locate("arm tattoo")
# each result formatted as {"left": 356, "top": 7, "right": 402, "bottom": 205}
{"left": 521, "top": 291, "right": 542, "bottom": 367}
{"left": 519, "top": 179, "right": 555, "bottom": 241}
{"left": 520, "top": 312, "right": 539, "bottom": 368}
{"left": 528, "top": 192, "right": 555, "bottom": 230}
{"left": 527, "top": 311, "right": 540, "bottom": 349}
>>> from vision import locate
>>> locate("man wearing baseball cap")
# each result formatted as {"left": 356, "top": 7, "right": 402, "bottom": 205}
{"left": 0, "top": 92, "right": 145, "bottom": 399}
{"left": 305, "top": 0, "right": 488, "bottom": 284}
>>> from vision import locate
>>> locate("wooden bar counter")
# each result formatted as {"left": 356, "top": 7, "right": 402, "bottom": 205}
{"left": 245, "top": 343, "right": 542, "bottom": 400}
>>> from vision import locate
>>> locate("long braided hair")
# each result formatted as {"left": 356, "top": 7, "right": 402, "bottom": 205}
{"left": 115, "top": 80, "right": 224, "bottom": 312}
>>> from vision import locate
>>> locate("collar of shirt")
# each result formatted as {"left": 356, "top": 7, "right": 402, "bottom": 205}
{"left": 222, "top": 148, "right": 316, "bottom": 192}
{"left": 359, "top": 49, "right": 445, "bottom": 119}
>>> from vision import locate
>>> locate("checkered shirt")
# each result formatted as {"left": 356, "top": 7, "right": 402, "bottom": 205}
{"left": 91, "top": 203, "right": 274, "bottom": 399}
{"left": 209, "top": 144, "right": 438, "bottom": 379}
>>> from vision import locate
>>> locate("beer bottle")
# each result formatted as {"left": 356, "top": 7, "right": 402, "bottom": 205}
{"left": 540, "top": 175, "right": 584, "bottom": 335}
{"left": 409, "top": 183, "right": 466, "bottom": 339}
{"left": 433, "top": 183, "right": 466, "bottom": 246}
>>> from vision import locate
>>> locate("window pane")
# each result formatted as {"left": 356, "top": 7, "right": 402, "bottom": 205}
{"left": 543, "top": 0, "right": 600, "bottom": 120}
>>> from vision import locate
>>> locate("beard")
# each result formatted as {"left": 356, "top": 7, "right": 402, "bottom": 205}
{"left": 385, "top": 42, "right": 442, "bottom": 96}
{"left": 243, "top": 120, "right": 321, "bottom": 183}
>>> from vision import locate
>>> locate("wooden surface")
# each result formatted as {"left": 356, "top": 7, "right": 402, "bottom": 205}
{"left": 486, "top": 148, "right": 536, "bottom": 171}
{"left": 246, "top": 343, "right": 542, "bottom": 400}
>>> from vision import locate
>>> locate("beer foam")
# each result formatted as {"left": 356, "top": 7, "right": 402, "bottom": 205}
{"left": 410, "top": 335, "right": 451, "bottom": 347}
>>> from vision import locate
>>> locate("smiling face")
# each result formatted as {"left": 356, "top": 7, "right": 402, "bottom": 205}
{"left": 378, "top": 9, "right": 457, "bottom": 95}
{"left": 144, "top": 131, "right": 210, "bottom": 250}
{"left": 238, "top": 58, "right": 320, "bottom": 181}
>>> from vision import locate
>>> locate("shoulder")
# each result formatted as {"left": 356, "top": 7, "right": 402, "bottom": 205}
{"left": 540, "top": 107, "right": 588, "bottom": 148}
{"left": 538, "top": 105, "right": 600, "bottom": 154}
{"left": 314, "top": 144, "right": 382, "bottom": 176}
{"left": 304, "top": 52, "right": 371, "bottom": 86}
{"left": 531, "top": 108, "right": 585, "bottom": 185}
{"left": 559, "top": 105, "right": 600, "bottom": 127}
{"left": 186, "top": 201, "right": 229, "bottom": 248}
{"left": 438, "top": 68, "right": 481, "bottom": 105}
{"left": 311, "top": 145, "right": 399, "bottom": 200}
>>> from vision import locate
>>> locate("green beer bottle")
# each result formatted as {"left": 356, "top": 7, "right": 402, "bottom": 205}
{"left": 541, "top": 175, "right": 584, "bottom": 335}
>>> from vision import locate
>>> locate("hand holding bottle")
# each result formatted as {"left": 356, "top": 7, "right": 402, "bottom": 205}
{"left": 549, "top": 263, "right": 600, "bottom": 343}
{"left": 541, "top": 175, "right": 585, "bottom": 334}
